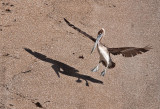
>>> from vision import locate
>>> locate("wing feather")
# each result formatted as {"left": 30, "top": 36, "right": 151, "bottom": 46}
{"left": 108, "top": 45, "right": 152, "bottom": 57}
{"left": 64, "top": 18, "right": 152, "bottom": 57}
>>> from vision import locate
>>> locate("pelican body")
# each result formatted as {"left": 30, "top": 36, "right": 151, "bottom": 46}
{"left": 91, "top": 28, "right": 115, "bottom": 76}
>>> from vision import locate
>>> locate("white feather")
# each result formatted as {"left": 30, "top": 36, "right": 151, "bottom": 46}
{"left": 98, "top": 45, "right": 110, "bottom": 66}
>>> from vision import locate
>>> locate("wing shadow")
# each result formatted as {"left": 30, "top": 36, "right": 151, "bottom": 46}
{"left": 24, "top": 48, "right": 103, "bottom": 86}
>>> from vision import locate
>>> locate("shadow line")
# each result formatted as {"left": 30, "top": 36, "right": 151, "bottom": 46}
{"left": 24, "top": 48, "right": 103, "bottom": 86}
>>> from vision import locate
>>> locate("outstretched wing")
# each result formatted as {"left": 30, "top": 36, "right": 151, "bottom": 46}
{"left": 64, "top": 18, "right": 96, "bottom": 42}
{"left": 108, "top": 45, "right": 152, "bottom": 57}
{"left": 64, "top": 18, "right": 152, "bottom": 57}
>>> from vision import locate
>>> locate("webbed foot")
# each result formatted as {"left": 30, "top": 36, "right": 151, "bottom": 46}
{"left": 101, "top": 69, "right": 106, "bottom": 76}
{"left": 91, "top": 65, "right": 99, "bottom": 72}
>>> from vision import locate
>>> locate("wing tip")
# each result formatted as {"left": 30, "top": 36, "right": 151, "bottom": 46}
{"left": 144, "top": 45, "right": 152, "bottom": 52}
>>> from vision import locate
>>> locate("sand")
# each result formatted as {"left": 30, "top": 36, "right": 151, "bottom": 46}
{"left": 0, "top": 0, "right": 160, "bottom": 109}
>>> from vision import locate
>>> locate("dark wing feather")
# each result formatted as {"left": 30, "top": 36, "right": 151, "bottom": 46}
{"left": 64, "top": 18, "right": 96, "bottom": 42}
{"left": 108, "top": 46, "right": 152, "bottom": 57}
{"left": 64, "top": 18, "right": 152, "bottom": 57}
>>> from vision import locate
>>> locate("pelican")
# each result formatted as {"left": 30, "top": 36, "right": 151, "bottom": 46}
{"left": 91, "top": 28, "right": 115, "bottom": 76}
{"left": 64, "top": 18, "right": 152, "bottom": 76}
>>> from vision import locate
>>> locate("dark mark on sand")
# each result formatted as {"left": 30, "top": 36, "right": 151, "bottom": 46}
{"left": 109, "top": 4, "right": 116, "bottom": 8}
{"left": 44, "top": 101, "right": 50, "bottom": 104}
{"left": 9, "top": 104, "right": 14, "bottom": 106}
{"left": 3, "top": 53, "right": 9, "bottom": 56}
{"left": 79, "top": 55, "right": 84, "bottom": 59}
{"left": 21, "top": 70, "right": 31, "bottom": 73}
{"left": 2, "top": 53, "right": 19, "bottom": 59}
{"left": 5, "top": 9, "right": 11, "bottom": 12}
{"left": 34, "top": 102, "right": 43, "bottom": 108}
{"left": 113, "top": 5, "right": 116, "bottom": 7}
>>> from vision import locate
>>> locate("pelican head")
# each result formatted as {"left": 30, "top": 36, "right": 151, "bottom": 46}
{"left": 91, "top": 28, "right": 105, "bottom": 53}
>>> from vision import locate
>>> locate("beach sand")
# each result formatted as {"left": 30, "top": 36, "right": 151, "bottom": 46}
{"left": 0, "top": 0, "right": 160, "bottom": 109}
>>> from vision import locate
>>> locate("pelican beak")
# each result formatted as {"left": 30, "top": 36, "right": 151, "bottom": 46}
{"left": 91, "top": 34, "right": 103, "bottom": 53}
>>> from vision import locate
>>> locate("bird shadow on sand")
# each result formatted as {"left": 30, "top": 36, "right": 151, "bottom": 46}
{"left": 24, "top": 48, "right": 103, "bottom": 86}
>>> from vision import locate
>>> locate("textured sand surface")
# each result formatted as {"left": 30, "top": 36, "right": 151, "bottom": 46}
{"left": 0, "top": 0, "right": 160, "bottom": 109}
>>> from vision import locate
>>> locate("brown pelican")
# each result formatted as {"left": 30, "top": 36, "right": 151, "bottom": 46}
{"left": 91, "top": 28, "right": 151, "bottom": 76}
{"left": 64, "top": 18, "right": 152, "bottom": 76}
{"left": 91, "top": 28, "right": 116, "bottom": 76}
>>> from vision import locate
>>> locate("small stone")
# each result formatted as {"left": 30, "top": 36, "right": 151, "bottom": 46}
{"left": 21, "top": 70, "right": 31, "bottom": 73}
{"left": 9, "top": 104, "right": 14, "bottom": 106}
{"left": 35, "top": 102, "right": 43, "bottom": 108}
{"left": 113, "top": 5, "right": 116, "bottom": 7}
{"left": 79, "top": 55, "right": 84, "bottom": 59}
{"left": 5, "top": 9, "right": 11, "bottom": 12}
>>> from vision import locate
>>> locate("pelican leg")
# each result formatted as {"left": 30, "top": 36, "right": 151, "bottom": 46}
{"left": 101, "top": 69, "right": 107, "bottom": 76}
{"left": 91, "top": 61, "right": 101, "bottom": 72}
{"left": 101, "top": 64, "right": 108, "bottom": 76}
{"left": 91, "top": 64, "right": 99, "bottom": 72}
